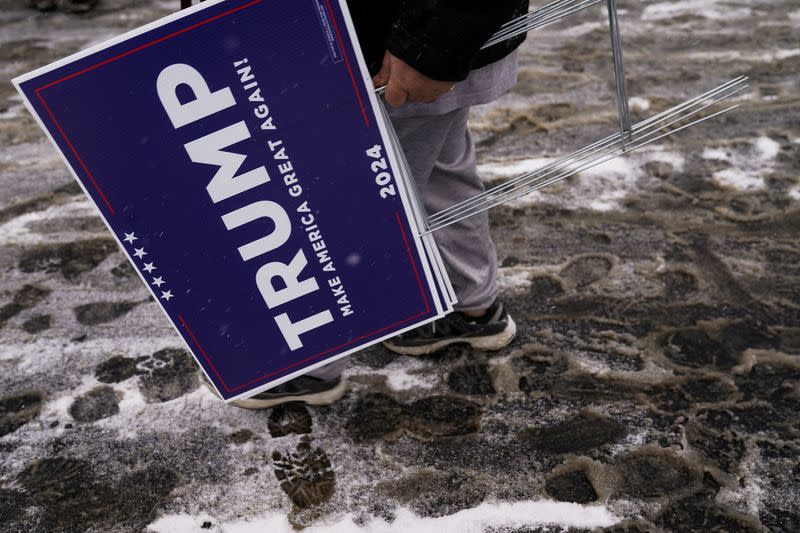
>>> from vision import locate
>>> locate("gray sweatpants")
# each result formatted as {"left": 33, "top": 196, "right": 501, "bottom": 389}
{"left": 392, "top": 107, "right": 499, "bottom": 311}
{"left": 308, "top": 107, "right": 499, "bottom": 380}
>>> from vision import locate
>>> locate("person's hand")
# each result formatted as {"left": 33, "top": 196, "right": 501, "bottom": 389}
{"left": 372, "top": 51, "right": 456, "bottom": 108}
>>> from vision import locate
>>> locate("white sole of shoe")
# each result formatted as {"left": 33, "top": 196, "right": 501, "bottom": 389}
{"left": 211, "top": 379, "right": 348, "bottom": 410}
{"left": 383, "top": 315, "right": 517, "bottom": 356}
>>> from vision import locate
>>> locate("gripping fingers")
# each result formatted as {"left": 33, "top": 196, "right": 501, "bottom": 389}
{"left": 384, "top": 81, "right": 409, "bottom": 107}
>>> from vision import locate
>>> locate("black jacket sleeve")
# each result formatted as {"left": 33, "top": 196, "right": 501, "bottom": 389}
{"left": 385, "top": 0, "right": 527, "bottom": 81}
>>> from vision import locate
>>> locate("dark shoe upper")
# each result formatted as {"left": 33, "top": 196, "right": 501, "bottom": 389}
{"left": 388, "top": 299, "right": 511, "bottom": 348}
{"left": 247, "top": 375, "right": 343, "bottom": 400}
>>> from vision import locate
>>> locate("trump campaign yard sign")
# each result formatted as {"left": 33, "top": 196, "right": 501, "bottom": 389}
{"left": 14, "top": 0, "right": 452, "bottom": 401}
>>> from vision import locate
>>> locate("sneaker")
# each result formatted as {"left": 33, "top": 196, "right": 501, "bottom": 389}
{"left": 383, "top": 299, "right": 517, "bottom": 356}
{"left": 203, "top": 374, "right": 348, "bottom": 410}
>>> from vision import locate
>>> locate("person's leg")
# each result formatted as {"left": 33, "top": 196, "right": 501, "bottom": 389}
{"left": 383, "top": 107, "right": 515, "bottom": 355}
{"left": 390, "top": 107, "right": 498, "bottom": 312}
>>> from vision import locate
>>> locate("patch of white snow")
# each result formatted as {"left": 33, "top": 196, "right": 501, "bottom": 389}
{"left": 148, "top": 500, "right": 620, "bottom": 533}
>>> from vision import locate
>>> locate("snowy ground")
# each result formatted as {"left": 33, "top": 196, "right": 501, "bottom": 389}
{"left": 1, "top": 1, "right": 799, "bottom": 532}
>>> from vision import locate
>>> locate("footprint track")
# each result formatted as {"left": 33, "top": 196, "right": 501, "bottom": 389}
{"left": 272, "top": 436, "right": 335, "bottom": 509}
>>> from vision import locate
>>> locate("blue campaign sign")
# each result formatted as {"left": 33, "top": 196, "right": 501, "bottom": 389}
{"left": 14, "top": 0, "right": 444, "bottom": 401}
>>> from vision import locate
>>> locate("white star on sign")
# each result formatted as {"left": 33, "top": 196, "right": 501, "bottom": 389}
{"left": 152, "top": 276, "right": 165, "bottom": 287}
{"left": 143, "top": 262, "right": 157, "bottom": 273}
{"left": 133, "top": 247, "right": 147, "bottom": 259}
{"left": 123, "top": 232, "right": 138, "bottom": 244}
{"left": 160, "top": 290, "right": 174, "bottom": 301}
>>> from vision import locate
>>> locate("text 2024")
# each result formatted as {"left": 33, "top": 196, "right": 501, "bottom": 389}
{"left": 365, "top": 144, "right": 396, "bottom": 199}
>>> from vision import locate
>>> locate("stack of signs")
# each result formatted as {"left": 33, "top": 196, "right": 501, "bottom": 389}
{"left": 13, "top": 0, "right": 455, "bottom": 402}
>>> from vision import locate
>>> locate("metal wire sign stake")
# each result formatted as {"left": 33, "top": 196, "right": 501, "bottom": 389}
{"left": 379, "top": 0, "right": 749, "bottom": 234}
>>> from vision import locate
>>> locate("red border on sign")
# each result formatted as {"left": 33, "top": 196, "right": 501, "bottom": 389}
{"left": 323, "top": 0, "right": 370, "bottom": 127}
{"left": 35, "top": 91, "right": 118, "bottom": 215}
{"left": 31, "top": 0, "right": 432, "bottom": 395}
{"left": 36, "top": 0, "right": 265, "bottom": 92}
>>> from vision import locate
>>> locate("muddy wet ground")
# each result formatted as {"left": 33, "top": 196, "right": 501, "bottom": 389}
{"left": 1, "top": 1, "right": 798, "bottom": 531}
